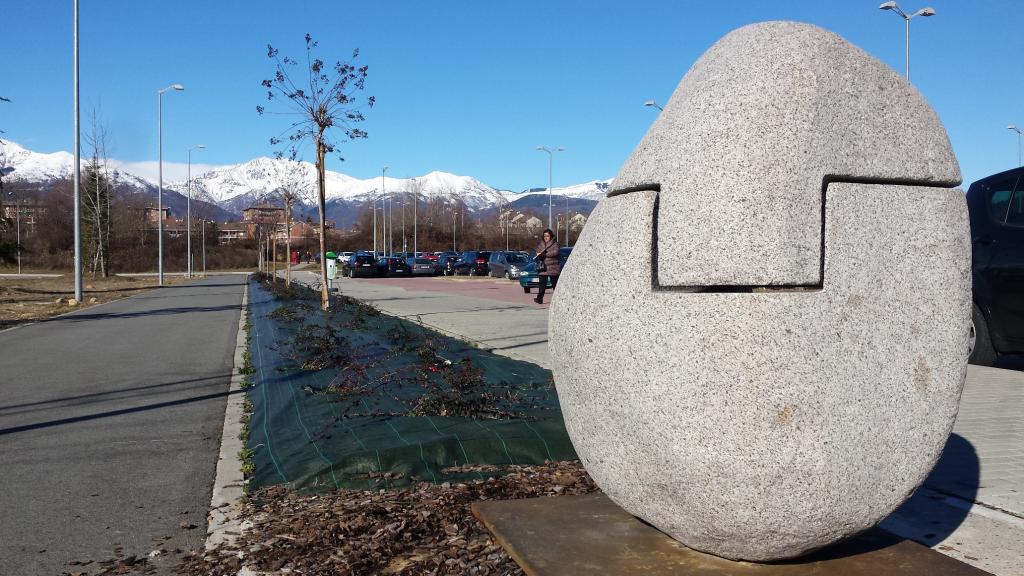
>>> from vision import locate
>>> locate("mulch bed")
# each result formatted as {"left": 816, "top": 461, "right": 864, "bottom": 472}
{"left": 174, "top": 461, "right": 596, "bottom": 576}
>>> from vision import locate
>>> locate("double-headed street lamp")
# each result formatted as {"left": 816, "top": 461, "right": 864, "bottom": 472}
{"left": 186, "top": 144, "right": 205, "bottom": 278}
{"left": 536, "top": 145, "right": 564, "bottom": 234}
{"left": 157, "top": 83, "right": 184, "bottom": 286}
{"left": 1009, "top": 125, "right": 1022, "bottom": 167}
{"left": 878, "top": 2, "right": 936, "bottom": 80}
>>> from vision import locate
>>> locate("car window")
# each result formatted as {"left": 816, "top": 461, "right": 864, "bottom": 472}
{"left": 509, "top": 254, "right": 528, "bottom": 264}
{"left": 415, "top": 259, "right": 431, "bottom": 264}
{"left": 987, "top": 176, "right": 1018, "bottom": 223}
{"left": 1007, "top": 187, "right": 1024, "bottom": 227}
{"left": 477, "top": 252, "right": 491, "bottom": 260}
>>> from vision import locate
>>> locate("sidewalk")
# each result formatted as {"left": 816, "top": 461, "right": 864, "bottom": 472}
{"left": 0, "top": 275, "right": 247, "bottom": 575}
{"left": 319, "top": 270, "right": 1024, "bottom": 575}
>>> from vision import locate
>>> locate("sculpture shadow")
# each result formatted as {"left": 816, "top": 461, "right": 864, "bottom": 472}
{"left": 776, "top": 432, "right": 980, "bottom": 565}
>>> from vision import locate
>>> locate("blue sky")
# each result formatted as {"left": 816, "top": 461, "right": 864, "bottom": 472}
{"left": 3, "top": 1, "right": 1022, "bottom": 190}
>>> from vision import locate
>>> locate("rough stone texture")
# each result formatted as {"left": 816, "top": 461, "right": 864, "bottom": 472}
{"left": 612, "top": 21, "right": 961, "bottom": 287}
{"left": 549, "top": 21, "right": 971, "bottom": 562}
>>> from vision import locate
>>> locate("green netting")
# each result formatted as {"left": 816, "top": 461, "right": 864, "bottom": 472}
{"left": 245, "top": 278, "right": 577, "bottom": 492}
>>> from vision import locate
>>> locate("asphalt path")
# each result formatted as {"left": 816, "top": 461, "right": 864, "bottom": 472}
{"left": 0, "top": 275, "right": 246, "bottom": 574}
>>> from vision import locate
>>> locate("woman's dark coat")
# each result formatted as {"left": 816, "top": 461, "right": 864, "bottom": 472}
{"left": 534, "top": 240, "right": 561, "bottom": 276}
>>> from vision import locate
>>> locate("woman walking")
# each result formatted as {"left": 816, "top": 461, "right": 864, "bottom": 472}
{"left": 533, "top": 228, "right": 561, "bottom": 304}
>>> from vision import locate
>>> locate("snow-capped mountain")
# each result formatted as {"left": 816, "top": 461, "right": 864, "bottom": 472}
{"left": 172, "top": 157, "right": 513, "bottom": 214}
{"left": 1, "top": 140, "right": 609, "bottom": 226}
{"left": 504, "top": 179, "right": 611, "bottom": 203}
{"left": 0, "top": 140, "right": 77, "bottom": 182}
{"left": 0, "top": 140, "right": 159, "bottom": 193}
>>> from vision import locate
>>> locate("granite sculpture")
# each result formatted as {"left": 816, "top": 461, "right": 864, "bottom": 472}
{"left": 549, "top": 21, "right": 970, "bottom": 561}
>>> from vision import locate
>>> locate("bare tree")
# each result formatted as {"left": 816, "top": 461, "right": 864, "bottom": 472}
{"left": 274, "top": 160, "right": 314, "bottom": 287}
{"left": 82, "top": 110, "right": 112, "bottom": 277}
{"left": 258, "top": 34, "right": 374, "bottom": 310}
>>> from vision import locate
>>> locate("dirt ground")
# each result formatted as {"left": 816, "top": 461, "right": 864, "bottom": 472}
{"left": 0, "top": 274, "right": 189, "bottom": 330}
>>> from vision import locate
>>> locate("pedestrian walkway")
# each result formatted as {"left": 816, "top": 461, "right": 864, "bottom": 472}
{"left": 0, "top": 275, "right": 247, "bottom": 575}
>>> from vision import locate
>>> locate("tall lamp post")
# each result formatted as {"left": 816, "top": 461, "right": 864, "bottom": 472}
{"left": 73, "top": 0, "right": 82, "bottom": 302}
{"left": 157, "top": 83, "right": 184, "bottom": 286}
{"left": 186, "top": 144, "right": 205, "bottom": 278}
{"left": 536, "top": 145, "right": 564, "bottom": 235}
{"left": 381, "top": 166, "right": 389, "bottom": 256}
{"left": 1009, "top": 125, "right": 1022, "bottom": 167}
{"left": 201, "top": 218, "right": 207, "bottom": 276}
{"left": 399, "top": 196, "right": 407, "bottom": 254}
{"left": 644, "top": 100, "right": 663, "bottom": 111}
{"left": 878, "top": 2, "right": 936, "bottom": 80}
{"left": 2, "top": 168, "right": 18, "bottom": 274}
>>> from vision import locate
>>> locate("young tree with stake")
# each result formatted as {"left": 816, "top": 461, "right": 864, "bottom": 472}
{"left": 275, "top": 160, "right": 314, "bottom": 287}
{"left": 258, "top": 34, "right": 373, "bottom": 310}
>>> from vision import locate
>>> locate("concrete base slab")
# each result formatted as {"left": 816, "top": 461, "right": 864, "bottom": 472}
{"left": 472, "top": 494, "right": 992, "bottom": 576}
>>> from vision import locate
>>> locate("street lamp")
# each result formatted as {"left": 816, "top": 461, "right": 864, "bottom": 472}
{"left": 644, "top": 100, "right": 663, "bottom": 111}
{"left": 73, "top": 0, "right": 82, "bottom": 302}
{"left": 2, "top": 168, "right": 19, "bottom": 274}
{"left": 381, "top": 166, "right": 389, "bottom": 257}
{"left": 201, "top": 218, "right": 207, "bottom": 276}
{"left": 157, "top": 83, "right": 184, "bottom": 286}
{"left": 1009, "top": 125, "right": 1022, "bottom": 167}
{"left": 878, "top": 2, "right": 936, "bottom": 80}
{"left": 536, "top": 145, "right": 565, "bottom": 235}
{"left": 186, "top": 144, "right": 205, "bottom": 278}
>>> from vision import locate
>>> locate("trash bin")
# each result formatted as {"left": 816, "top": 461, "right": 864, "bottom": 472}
{"left": 325, "top": 252, "right": 338, "bottom": 280}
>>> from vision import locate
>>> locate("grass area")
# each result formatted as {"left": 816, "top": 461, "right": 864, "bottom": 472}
{"left": 0, "top": 274, "right": 189, "bottom": 330}
{"left": 245, "top": 272, "right": 575, "bottom": 492}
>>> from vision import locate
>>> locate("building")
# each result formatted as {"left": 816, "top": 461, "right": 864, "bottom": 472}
{"left": 218, "top": 222, "right": 248, "bottom": 243}
{"left": 143, "top": 206, "right": 171, "bottom": 225}
{"left": 1, "top": 203, "right": 44, "bottom": 236}
{"left": 242, "top": 204, "right": 285, "bottom": 224}
{"left": 510, "top": 214, "right": 544, "bottom": 231}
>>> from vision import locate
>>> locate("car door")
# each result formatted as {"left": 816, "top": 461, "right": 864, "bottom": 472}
{"left": 981, "top": 174, "right": 1024, "bottom": 349}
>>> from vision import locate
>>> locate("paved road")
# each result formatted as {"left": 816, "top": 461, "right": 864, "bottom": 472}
{"left": 325, "top": 271, "right": 1024, "bottom": 575}
{"left": 0, "top": 275, "right": 246, "bottom": 574}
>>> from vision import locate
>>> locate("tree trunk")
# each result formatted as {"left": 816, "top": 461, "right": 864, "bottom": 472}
{"left": 271, "top": 228, "right": 278, "bottom": 283}
{"left": 285, "top": 198, "right": 292, "bottom": 287}
{"left": 315, "top": 136, "right": 330, "bottom": 311}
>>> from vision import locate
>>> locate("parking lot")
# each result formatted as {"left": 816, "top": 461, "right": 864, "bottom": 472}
{"left": 298, "top": 271, "right": 555, "bottom": 367}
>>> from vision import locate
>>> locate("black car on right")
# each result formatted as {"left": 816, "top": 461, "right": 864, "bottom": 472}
{"left": 967, "top": 166, "right": 1024, "bottom": 365}
{"left": 453, "top": 251, "right": 492, "bottom": 276}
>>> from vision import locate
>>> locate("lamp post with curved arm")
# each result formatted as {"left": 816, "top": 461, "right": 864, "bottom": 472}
{"left": 1009, "top": 125, "right": 1022, "bottom": 167}
{"left": 186, "top": 144, "right": 205, "bottom": 278}
{"left": 157, "top": 83, "right": 184, "bottom": 286}
{"left": 536, "top": 145, "right": 564, "bottom": 234}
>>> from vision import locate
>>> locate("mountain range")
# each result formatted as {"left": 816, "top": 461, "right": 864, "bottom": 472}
{"left": 0, "top": 140, "right": 610, "bottom": 228}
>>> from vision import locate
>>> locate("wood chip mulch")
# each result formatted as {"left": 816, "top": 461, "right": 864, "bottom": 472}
{"left": 176, "top": 461, "right": 597, "bottom": 576}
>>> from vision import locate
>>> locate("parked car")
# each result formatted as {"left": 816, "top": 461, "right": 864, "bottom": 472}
{"left": 488, "top": 251, "right": 531, "bottom": 279}
{"left": 453, "top": 251, "right": 492, "bottom": 276}
{"left": 519, "top": 247, "right": 573, "bottom": 293}
{"left": 967, "top": 166, "right": 1024, "bottom": 365}
{"left": 436, "top": 254, "right": 461, "bottom": 275}
{"left": 345, "top": 253, "right": 378, "bottom": 278}
{"left": 407, "top": 258, "right": 436, "bottom": 276}
{"left": 376, "top": 257, "right": 410, "bottom": 277}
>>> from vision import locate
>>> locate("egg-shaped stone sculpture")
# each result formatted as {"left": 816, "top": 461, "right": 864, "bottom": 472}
{"left": 549, "top": 21, "right": 970, "bottom": 561}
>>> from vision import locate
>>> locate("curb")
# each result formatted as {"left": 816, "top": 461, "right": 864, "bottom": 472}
{"left": 205, "top": 277, "right": 251, "bottom": 550}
